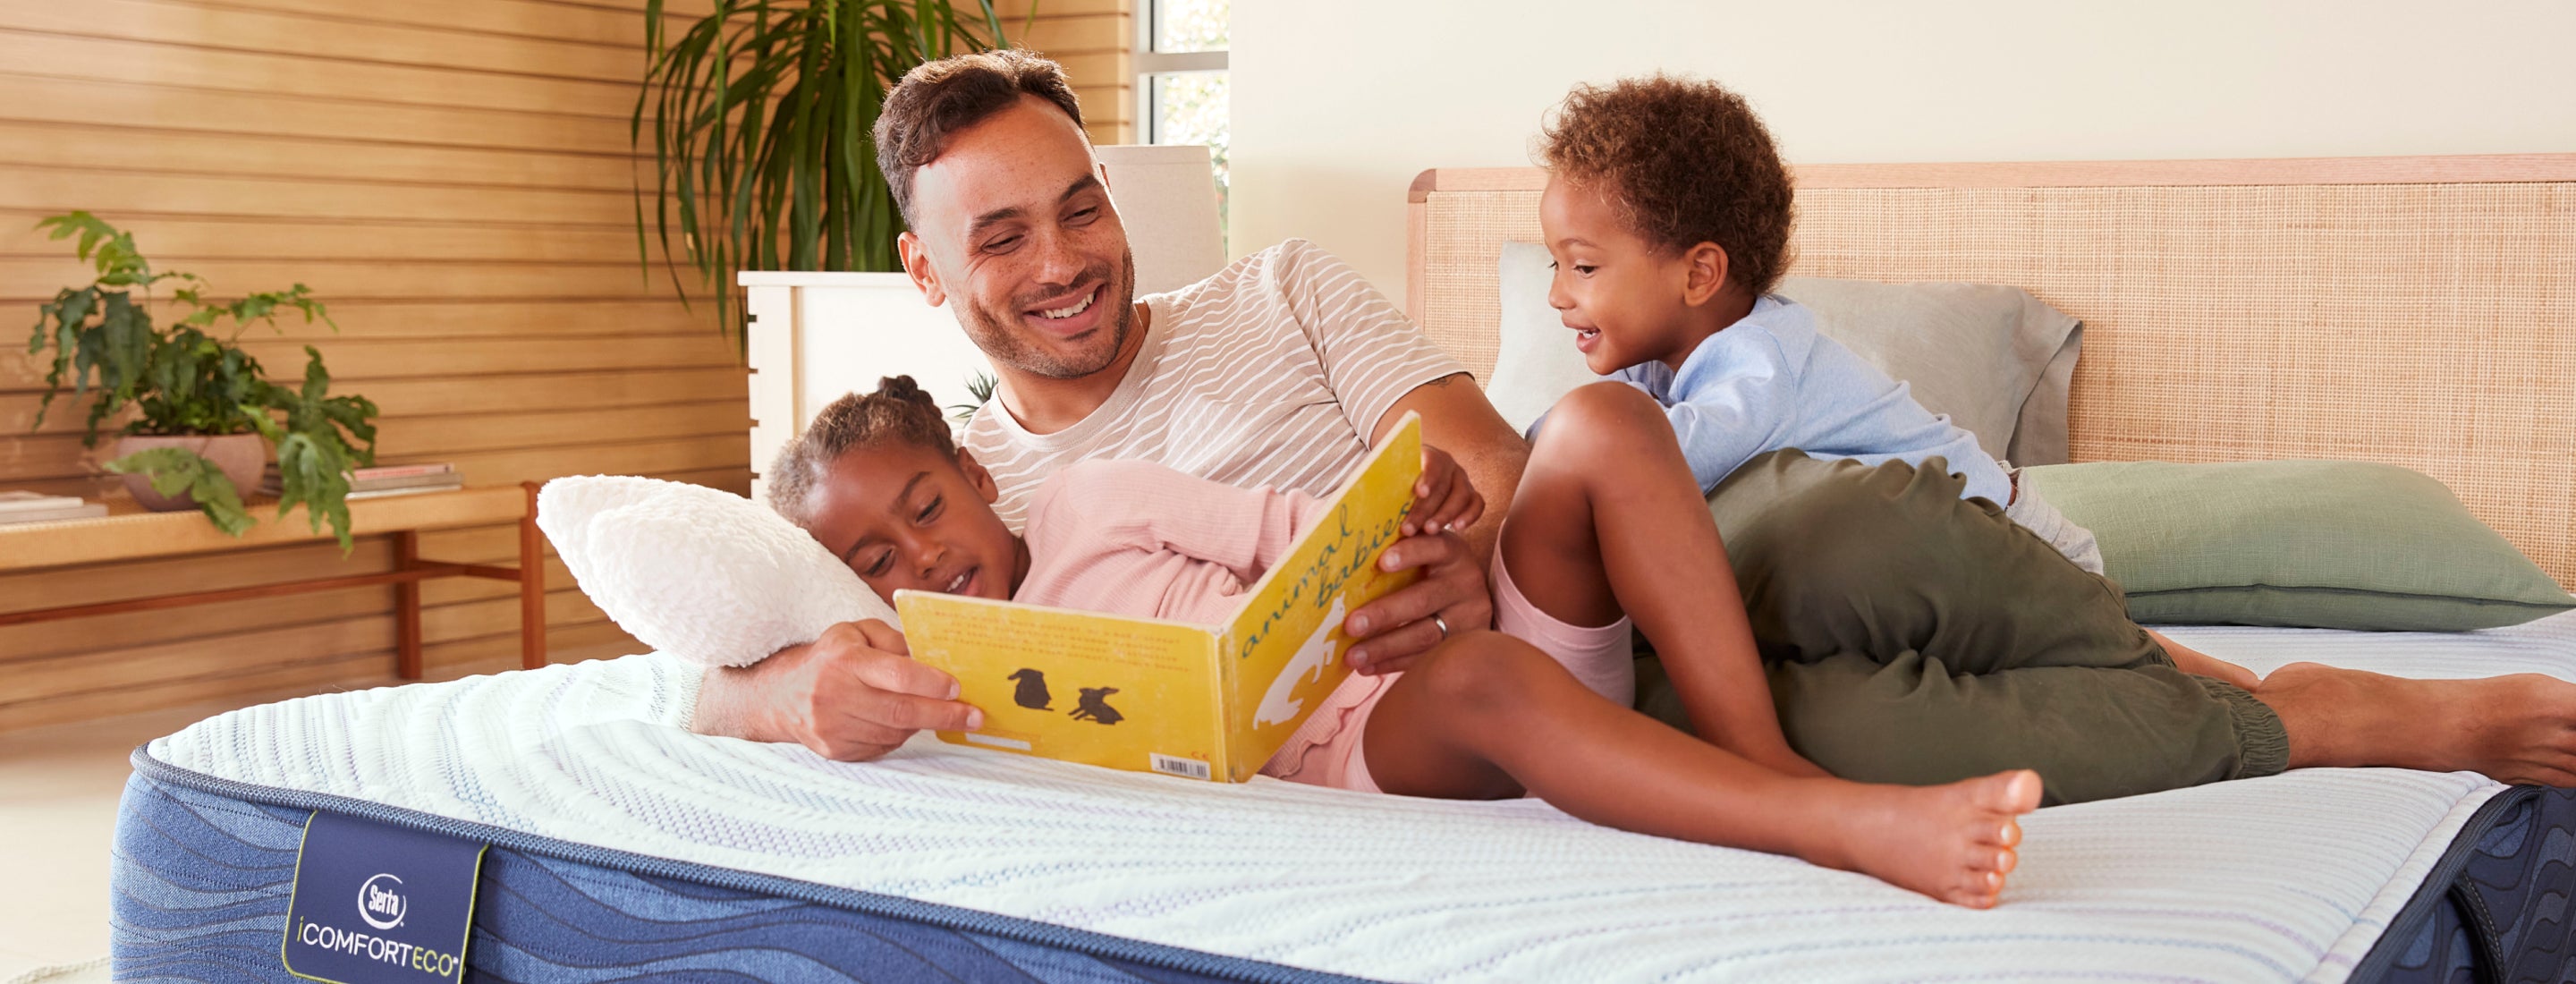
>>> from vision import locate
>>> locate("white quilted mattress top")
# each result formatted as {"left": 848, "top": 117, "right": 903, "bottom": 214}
{"left": 149, "top": 612, "right": 2576, "bottom": 983}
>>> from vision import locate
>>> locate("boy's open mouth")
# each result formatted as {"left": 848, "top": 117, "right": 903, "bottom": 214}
{"left": 1572, "top": 326, "right": 1602, "bottom": 352}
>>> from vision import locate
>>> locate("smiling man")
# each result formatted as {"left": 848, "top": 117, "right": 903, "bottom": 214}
{"left": 691, "top": 50, "right": 1530, "bottom": 761}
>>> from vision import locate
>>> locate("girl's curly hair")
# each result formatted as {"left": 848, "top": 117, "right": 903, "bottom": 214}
{"left": 1537, "top": 73, "right": 1795, "bottom": 296}
{"left": 766, "top": 375, "right": 955, "bottom": 527}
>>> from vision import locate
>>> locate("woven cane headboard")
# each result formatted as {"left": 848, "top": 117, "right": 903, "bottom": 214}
{"left": 1407, "top": 156, "right": 2576, "bottom": 588}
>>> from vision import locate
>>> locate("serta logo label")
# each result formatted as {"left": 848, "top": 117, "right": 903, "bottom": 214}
{"left": 357, "top": 874, "right": 406, "bottom": 929}
{"left": 284, "top": 811, "right": 485, "bottom": 983}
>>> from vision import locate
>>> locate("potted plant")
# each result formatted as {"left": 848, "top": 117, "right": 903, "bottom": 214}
{"left": 25, "top": 212, "right": 380, "bottom": 549}
{"left": 634, "top": 0, "right": 1025, "bottom": 346}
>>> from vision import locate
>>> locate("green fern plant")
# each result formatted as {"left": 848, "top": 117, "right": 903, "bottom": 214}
{"left": 634, "top": 0, "right": 1028, "bottom": 349}
{"left": 26, "top": 212, "right": 379, "bottom": 549}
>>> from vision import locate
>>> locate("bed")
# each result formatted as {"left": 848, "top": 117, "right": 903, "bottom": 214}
{"left": 113, "top": 154, "right": 2576, "bottom": 982}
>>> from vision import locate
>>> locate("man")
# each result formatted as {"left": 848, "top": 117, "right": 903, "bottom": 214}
{"left": 691, "top": 50, "right": 1530, "bottom": 759}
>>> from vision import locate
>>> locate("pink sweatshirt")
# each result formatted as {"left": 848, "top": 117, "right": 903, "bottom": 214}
{"left": 1015, "top": 459, "right": 1327, "bottom": 624}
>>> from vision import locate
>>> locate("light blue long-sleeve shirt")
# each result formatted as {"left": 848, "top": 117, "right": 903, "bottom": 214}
{"left": 1545, "top": 295, "right": 2012, "bottom": 504}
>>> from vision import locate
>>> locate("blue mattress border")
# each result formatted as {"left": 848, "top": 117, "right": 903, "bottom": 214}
{"left": 123, "top": 742, "right": 2572, "bottom": 983}
{"left": 123, "top": 746, "right": 1377, "bottom": 984}
{"left": 2351, "top": 785, "right": 2576, "bottom": 984}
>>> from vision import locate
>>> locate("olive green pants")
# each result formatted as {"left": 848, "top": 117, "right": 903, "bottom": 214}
{"left": 1638, "top": 451, "right": 2289, "bottom": 805}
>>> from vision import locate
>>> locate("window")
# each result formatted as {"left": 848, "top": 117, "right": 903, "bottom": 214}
{"left": 1136, "top": 0, "right": 1228, "bottom": 240}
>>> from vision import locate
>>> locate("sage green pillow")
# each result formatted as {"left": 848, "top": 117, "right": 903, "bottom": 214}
{"left": 2018, "top": 460, "right": 2575, "bottom": 632}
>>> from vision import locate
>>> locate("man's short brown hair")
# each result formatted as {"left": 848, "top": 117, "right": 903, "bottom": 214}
{"left": 1537, "top": 74, "right": 1795, "bottom": 296}
{"left": 874, "top": 49, "right": 1085, "bottom": 225}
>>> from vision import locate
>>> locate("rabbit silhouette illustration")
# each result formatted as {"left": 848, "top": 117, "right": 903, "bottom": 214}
{"left": 1007, "top": 668, "right": 1053, "bottom": 710}
{"left": 1070, "top": 687, "right": 1124, "bottom": 725}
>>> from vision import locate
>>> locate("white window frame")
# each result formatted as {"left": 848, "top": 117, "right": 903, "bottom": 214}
{"left": 1135, "top": 0, "right": 1226, "bottom": 144}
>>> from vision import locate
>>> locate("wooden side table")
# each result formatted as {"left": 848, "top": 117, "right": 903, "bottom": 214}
{"left": 0, "top": 484, "right": 546, "bottom": 679}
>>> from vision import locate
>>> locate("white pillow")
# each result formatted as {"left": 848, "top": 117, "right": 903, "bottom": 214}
{"left": 538, "top": 475, "right": 897, "bottom": 668}
{"left": 1486, "top": 241, "right": 2084, "bottom": 464}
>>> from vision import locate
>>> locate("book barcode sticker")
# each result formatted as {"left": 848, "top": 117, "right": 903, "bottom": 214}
{"left": 1149, "top": 753, "right": 1212, "bottom": 781}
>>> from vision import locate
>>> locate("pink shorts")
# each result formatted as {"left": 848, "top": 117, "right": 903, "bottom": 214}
{"left": 1491, "top": 539, "right": 1638, "bottom": 706}
{"left": 1260, "top": 671, "right": 1392, "bottom": 793}
{"left": 1258, "top": 542, "right": 1637, "bottom": 795}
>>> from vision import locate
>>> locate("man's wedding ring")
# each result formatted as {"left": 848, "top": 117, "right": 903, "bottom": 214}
{"left": 1430, "top": 614, "right": 1452, "bottom": 640}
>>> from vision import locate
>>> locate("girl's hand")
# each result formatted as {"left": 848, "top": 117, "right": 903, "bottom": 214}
{"left": 1403, "top": 445, "right": 1484, "bottom": 538}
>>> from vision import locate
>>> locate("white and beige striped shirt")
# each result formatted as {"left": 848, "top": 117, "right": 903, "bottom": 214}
{"left": 964, "top": 239, "right": 1466, "bottom": 530}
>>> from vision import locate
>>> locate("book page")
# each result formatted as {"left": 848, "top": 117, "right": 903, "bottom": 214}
{"left": 896, "top": 591, "right": 1225, "bottom": 781}
{"left": 1217, "top": 414, "right": 1424, "bottom": 780}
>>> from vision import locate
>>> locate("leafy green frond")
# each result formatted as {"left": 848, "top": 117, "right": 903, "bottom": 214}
{"left": 632, "top": 0, "right": 1015, "bottom": 355}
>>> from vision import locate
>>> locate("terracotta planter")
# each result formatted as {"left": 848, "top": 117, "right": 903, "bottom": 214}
{"left": 114, "top": 433, "right": 267, "bottom": 512}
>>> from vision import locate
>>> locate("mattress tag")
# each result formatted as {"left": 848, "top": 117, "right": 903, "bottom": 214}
{"left": 281, "top": 810, "right": 487, "bottom": 984}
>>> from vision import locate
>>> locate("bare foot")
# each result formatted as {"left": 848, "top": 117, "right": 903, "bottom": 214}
{"left": 1800, "top": 770, "right": 2041, "bottom": 908}
{"left": 2261, "top": 662, "right": 2576, "bottom": 785}
{"left": 2148, "top": 629, "right": 2264, "bottom": 692}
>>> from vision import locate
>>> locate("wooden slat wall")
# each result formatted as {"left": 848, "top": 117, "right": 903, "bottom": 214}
{"left": 0, "top": 0, "right": 1131, "bottom": 731}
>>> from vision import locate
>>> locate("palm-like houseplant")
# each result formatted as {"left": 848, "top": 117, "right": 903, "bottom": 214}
{"left": 25, "top": 212, "right": 378, "bottom": 549}
{"left": 635, "top": 0, "right": 1025, "bottom": 346}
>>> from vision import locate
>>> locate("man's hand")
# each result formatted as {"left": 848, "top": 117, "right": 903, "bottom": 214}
{"left": 1403, "top": 445, "right": 1485, "bottom": 538}
{"left": 692, "top": 619, "right": 983, "bottom": 761}
{"left": 1342, "top": 529, "right": 1492, "bottom": 676}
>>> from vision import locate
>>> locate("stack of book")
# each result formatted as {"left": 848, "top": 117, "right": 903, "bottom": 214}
{"left": 258, "top": 462, "right": 464, "bottom": 501}
{"left": 0, "top": 490, "right": 109, "bottom": 525}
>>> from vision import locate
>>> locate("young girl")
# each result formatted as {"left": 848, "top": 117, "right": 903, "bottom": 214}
{"left": 768, "top": 376, "right": 2039, "bottom": 908}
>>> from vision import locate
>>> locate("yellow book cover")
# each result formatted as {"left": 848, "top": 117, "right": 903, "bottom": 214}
{"left": 896, "top": 414, "right": 1425, "bottom": 782}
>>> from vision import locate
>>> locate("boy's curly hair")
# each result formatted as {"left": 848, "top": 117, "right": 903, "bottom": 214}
{"left": 1537, "top": 73, "right": 1795, "bottom": 296}
{"left": 767, "top": 376, "right": 956, "bottom": 527}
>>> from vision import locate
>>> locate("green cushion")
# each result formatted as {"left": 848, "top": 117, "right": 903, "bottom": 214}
{"left": 2019, "top": 460, "right": 2575, "bottom": 632}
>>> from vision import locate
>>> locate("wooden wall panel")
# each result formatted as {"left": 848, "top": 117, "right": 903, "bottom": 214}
{"left": 0, "top": 0, "right": 1130, "bottom": 732}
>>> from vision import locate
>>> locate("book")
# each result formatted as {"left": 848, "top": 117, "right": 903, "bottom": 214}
{"left": 0, "top": 491, "right": 88, "bottom": 514}
{"left": 0, "top": 502, "right": 109, "bottom": 524}
{"left": 894, "top": 413, "right": 1427, "bottom": 783}
{"left": 352, "top": 463, "right": 457, "bottom": 481}
{"left": 258, "top": 462, "right": 460, "bottom": 497}
{"left": 344, "top": 482, "right": 466, "bottom": 501}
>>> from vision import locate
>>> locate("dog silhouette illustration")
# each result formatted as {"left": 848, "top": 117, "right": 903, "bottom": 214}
{"left": 1069, "top": 687, "right": 1123, "bottom": 725}
{"left": 1254, "top": 597, "right": 1345, "bottom": 728}
{"left": 1007, "top": 668, "right": 1053, "bottom": 710}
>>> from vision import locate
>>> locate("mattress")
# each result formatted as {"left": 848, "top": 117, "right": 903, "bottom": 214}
{"left": 114, "top": 612, "right": 2576, "bottom": 982}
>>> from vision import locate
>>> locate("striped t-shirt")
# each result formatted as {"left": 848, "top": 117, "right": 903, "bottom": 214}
{"left": 963, "top": 238, "right": 1466, "bottom": 529}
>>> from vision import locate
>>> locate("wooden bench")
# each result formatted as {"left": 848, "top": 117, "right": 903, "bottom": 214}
{"left": 0, "top": 484, "right": 545, "bottom": 679}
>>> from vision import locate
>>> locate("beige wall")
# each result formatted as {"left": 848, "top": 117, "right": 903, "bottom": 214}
{"left": 1232, "top": 0, "right": 2576, "bottom": 301}
{"left": 0, "top": 0, "right": 1125, "bottom": 731}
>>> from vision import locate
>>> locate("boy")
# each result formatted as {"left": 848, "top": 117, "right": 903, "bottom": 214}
{"left": 1514, "top": 73, "right": 2259, "bottom": 695}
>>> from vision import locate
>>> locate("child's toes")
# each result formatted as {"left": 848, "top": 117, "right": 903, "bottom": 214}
{"left": 1979, "top": 769, "right": 2044, "bottom": 814}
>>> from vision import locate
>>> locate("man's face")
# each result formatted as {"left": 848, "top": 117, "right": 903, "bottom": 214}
{"left": 898, "top": 96, "right": 1138, "bottom": 380}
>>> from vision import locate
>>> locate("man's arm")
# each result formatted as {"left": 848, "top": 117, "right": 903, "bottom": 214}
{"left": 1343, "top": 372, "right": 1530, "bottom": 673}
{"left": 692, "top": 619, "right": 983, "bottom": 760}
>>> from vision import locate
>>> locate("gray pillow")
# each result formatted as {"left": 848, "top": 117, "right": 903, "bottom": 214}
{"left": 1487, "top": 242, "right": 2083, "bottom": 464}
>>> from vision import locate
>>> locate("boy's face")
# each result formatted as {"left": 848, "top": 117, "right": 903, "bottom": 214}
{"left": 1538, "top": 175, "right": 1724, "bottom": 375}
{"left": 801, "top": 442, "right": 1028, "bottom": 604}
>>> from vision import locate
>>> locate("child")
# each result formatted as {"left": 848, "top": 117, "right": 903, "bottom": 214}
{"left": 1518, "top": 73, "right": 2259, "bottom": 693}
{"left": 768, "top": 376, "right": 2040, "bottom": 908}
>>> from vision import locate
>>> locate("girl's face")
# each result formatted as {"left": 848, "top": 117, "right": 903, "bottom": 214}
{"left": 800, "top": 442, "right": 1030, "bottom": 603}
{"left": 1538, "top": 175, "right": 1732, "bottom": 375}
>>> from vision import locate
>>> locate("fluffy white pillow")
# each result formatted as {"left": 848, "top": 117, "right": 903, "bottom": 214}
{"left": 1486, "top": 241, "right": 2084, "bottom": 464}
{"left": 538, "top": 475, "right": 896, "bottom": 667}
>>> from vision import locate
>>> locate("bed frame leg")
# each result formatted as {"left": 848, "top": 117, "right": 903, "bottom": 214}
{"left": 520, "top": 481, "right": 547, "bottom": 670}
{"left": 394, "top": 530, "right": 422, "bottom": 680}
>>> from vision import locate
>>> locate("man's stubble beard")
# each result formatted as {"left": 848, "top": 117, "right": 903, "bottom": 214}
{"left": 960, "top": 246, "right": 1140, "bottom": 381}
